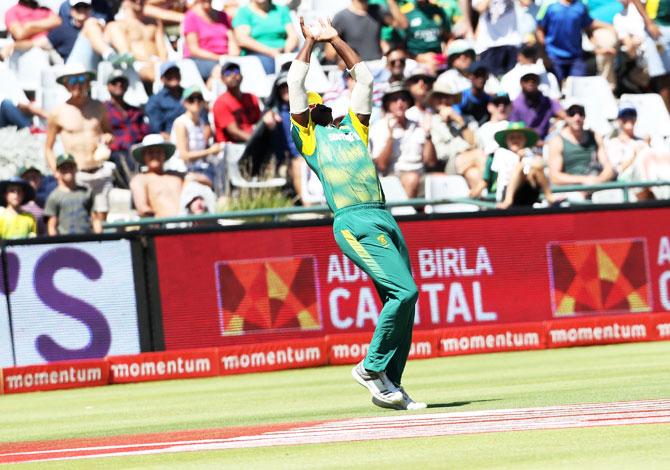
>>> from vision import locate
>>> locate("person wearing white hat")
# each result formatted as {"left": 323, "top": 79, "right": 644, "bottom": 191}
{"left": 45, "top": 62, "right": 114, "bottom": 233}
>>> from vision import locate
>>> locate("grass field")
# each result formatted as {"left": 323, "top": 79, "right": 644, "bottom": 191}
{"left": 2, "top": 341, "right": 670, "bottom": 468}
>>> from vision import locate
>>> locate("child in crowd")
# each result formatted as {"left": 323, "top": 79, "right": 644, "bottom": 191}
{"left": 0, "top": 177, "right": 37, "bottom": 239}
{"left": 44, "top": 154, "right": 94, "bottom": 235}
{"left": 492, "top": 122, "right": 555, "bottom": 209}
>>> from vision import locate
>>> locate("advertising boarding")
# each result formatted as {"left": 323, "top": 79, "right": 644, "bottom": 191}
{"left": 154, "top": 206, "right": 670, "bottom": 350}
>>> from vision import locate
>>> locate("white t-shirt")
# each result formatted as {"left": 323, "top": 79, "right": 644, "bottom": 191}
{"left": 370, "top": 117, "right": 426, "bottom": 173}
{"left": 500, "top": 61, "right": 562, "bottom": 100}
{"left": 613, "top": 4, "right": 646, "bottom": 42}
{"left": 490, "top": 147, "right": 535, "bottom": 201}
{"left": 436, "top": 69, "right": 502, "bottom": 94}
{"left": 477, "top": 119, "right": 509, "bottom": 156}
{"left": 473, "top": 0, "right": 522, "bottom": 53}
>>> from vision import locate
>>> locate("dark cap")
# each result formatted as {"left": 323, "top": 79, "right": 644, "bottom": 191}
{"left": 617, "top": 106, "right": 637, "bottom": 119}
{"left": 56, "top": 154, "right": 77, "bottom": 169}
{"left": 491, "top": 92, "right": 511, "bottom": 105}
{"left": 467, "top": 61, "right": 489, "bottom": 76}
{"left": 159, "top": 61, "right": 179, "bottom": 78}
{"left": 221, "top": 62, "right": 241, "bottom": 73}
{"left": 0, "top": 176, "right": 35, "bottom": 206}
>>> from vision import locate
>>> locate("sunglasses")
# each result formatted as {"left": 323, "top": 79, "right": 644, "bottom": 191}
{"left": 567, "top": 107, "right": 585, "bottom": 117}
{"left": 109, "top": 79, "right": 128, "bottom": 87}
{"left": 389, "top": 58, "right": 406, "bottom": 66}
{"left": 223, "top": 68, "right": 241, "bottom": 76}
{"left": 408, "top": 76, "right": 434, "bottom": 85}
{"left": 66, "top": 75, "right": 88, "bottom": 86}
{"left": 186, "top": 95, "right": 204, "bottom": 103}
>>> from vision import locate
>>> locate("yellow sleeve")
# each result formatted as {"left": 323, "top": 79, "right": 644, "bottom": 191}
{"left": 290, "top": 116, "right": 317, "bottom": 157}
{"left": 348, "top": 110, "right": 369, "bottom": 147}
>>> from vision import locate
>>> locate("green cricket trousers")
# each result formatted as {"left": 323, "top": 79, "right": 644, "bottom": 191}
{"left": 333, "top": 202, "right": 419, "bottom": 386}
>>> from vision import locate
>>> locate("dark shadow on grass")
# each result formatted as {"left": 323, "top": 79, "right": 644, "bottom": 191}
{"left": 426, "top": 399, "right": 501, "bottom": 409}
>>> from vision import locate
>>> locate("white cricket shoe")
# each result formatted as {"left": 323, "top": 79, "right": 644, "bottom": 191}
{"left": 372, "top": 385, "right": 427, "bottom": 410}
{"left": 351, "top": 362, "right": 404, "bottom": 407}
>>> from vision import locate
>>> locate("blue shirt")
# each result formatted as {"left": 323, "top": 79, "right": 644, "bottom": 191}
{"left": 539, "top": 0, "right": 593, "bottom": 59}
{"left": 145, "top": 88, "right": 186, "bottom": 135}
{"left": 455, "top": 89, "right": 491, "bottom": 125}
{"left": 48, "top": 0, "right": 113, "bottom": 60}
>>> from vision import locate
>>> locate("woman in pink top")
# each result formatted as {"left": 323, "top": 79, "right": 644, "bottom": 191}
{"left": 183, "top": 0, "right": 239, "bottom": 84}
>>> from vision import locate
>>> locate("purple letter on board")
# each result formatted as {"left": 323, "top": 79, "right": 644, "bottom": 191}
{"left": 34, "top": 247, "right": 112, "bottom": 361}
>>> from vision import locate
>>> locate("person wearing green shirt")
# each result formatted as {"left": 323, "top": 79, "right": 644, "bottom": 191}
{"left": 287, "top": 18, "right": 426, "bottom": 411}
{"left": 400, "top": 0, "right": 451, "bottom": 57}
{"left": 232, "top": 0, "right": 299, "bottom": 74}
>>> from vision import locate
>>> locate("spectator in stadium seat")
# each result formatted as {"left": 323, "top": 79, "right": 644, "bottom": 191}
{"left": 212, "top": 62, "right": 262, "bottom": 143}
{"left": 18, "top": 165, "right": 56, "bottom": 236}
{"left": 232, "top": 0, "right": 299, "bottom": 74}
{"left": 130, "top": 134, "right": 183, "bottom": 217}
{"left": 374, "top": 47, "right": 411, "bottom": 111}
{"left": 436, "top": 39, "right": 476, "bottom": 92}
{"left": 48, "top": 0, "right": 119, "bottom": 68}
{"left": 130, "top": 133, "right": 214, "bottom": 217}
{"left": 630, "top": 0, "right": 670, "bottom": 111}
{"left": 537, "top": 0, "right": 616, "bottom": 84}
{"left": 584, "top": 0, "right": 621, "bottom": 90}
{"left": 179, "top": 180, "right": 216, "bottom": 216}
{"left": 472, "top": 0, "right": 524, "bottom": 76}
{"left": 183, "top": 0, "right": 239, "bottom": 85}
{"left": 4, "top": 0, "right": 62, "bottom": 92}
{"left": 500, "top": 43, "right": 561, "bottom": 100}
{"left": 605, "top": 105, "right": 670, "bottom": 200}
{"left": 146, "top": 62, "right": 187, "bottom": 138}
{"left": 45, "top": 63, "right": 114, "bottom": 234}
{"left": 428, "top": 80, "right": 487, "bottom": 197}
{"left": 476, "top": 92, "right": 512, "bottom": 197}
{"left": 399, "top": 0, "right": 451, "bottom": 66}
{"left": 509, "top": 65, "right": 566, "bottom": 144}
{"left": 456, "top": 62, "right": 492, "bottom": 125}
{"left": 491, "top": 122, "right": 555, "bottom": 209}
{"left": 0, "top": 176, "right": 37, "bottom": 239}
{"left": 104, "top": 0, "right": 168, "bottom": 83}
{"left": 405, "top": 65, "right": 435, "bottom": 122}
{"left": 44, "top": 154, "right": 94, "bottom": 235}
{"left": 547, "top": 101, "right": 615, "bottom": 188}
{"left": 171, "top": 86, "right": 222, "bottom": 184}
{"left": 370, "top": 82, "right": 437, "bottom": 198}
{"left": 327, "top": 0, "right": 408, "bottom": 62}
{"left": 104, "top": 69, "right": 150, "bottom": 188}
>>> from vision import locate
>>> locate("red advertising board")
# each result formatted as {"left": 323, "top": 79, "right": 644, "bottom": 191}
{"left": 153, "top": 206, "right": 670, "bottom": 350}
{"left": 108, "top": 349, "right": 219, "bottom": 384}
{"left": 2, "top": 359, "right": 109, "bottom": 394}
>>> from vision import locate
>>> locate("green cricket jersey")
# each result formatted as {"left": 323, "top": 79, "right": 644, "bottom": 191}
{"left": 400, "top": 0, "right": 450, "bottom": 55}
{"left": 291, "top": 110, "right": 384, "bottom": 213}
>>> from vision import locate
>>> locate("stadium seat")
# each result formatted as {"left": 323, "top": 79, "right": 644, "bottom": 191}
{"left": 379, "top": 175, "right": 416, "bottom": 215}
{"left": 424, "top": 174, "right": 479, "bottom": 213}
{"left": 151, "top": 59, "right": 211, "bottom": 102}
{"left": 39, "top": 65, "right": 69, "bottom": 113}
{"left": 299, "top": 158, "right": 326, "bottom": 206}
{"left": 591, "top": 189, "right": 626, "bottom": 204}
{"left": 225, "top": 142, "right": 286, "bottom": 190}
{"left": 562, "top": 76, "right": 617, "bottom": 136}
{"left": 219, "top": 56, "right": 273, "bottom": 98}
{"left": 620, "top": 93, "right": 670, "bottom": 139}
{"left": 106, "top": 188, "right": 139, "bottom": 223}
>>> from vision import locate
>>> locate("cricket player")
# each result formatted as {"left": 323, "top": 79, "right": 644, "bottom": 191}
{"left": 288, "top": 18, "right": 425, "bottom": 410}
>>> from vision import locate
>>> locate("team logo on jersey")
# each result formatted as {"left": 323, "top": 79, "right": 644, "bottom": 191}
{"left": 377, "top": 234, "right": 389, "bottom": 247}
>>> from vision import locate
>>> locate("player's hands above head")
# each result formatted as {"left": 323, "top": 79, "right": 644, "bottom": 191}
{"left": 311, "top": 18, "right": 339, "bottom": 42}
{"left": 299, "top": 17, "right": 315, "bottom": 41}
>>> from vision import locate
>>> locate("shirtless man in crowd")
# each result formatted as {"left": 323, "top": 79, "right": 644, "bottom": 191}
{"left": 129, "top": 134, "right": 213, "bottom": 217}
{"left": 105, "top": 0, "right": 168, "bottom": 83}
{"left": 45, "top": 64, "right": 114, "bottom": 233}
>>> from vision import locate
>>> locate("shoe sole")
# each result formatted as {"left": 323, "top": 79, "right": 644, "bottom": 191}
{"left": 351, "top": 367, "right": 404, "bottom": 406}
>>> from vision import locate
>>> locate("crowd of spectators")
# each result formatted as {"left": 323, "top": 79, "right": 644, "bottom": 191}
{"left": 1, "top": 0, "right": 670, "bottom": 240}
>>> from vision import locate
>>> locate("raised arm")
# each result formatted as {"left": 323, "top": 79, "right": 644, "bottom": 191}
{"left": 287, "top": 17, "right": 316, "bottom": 127}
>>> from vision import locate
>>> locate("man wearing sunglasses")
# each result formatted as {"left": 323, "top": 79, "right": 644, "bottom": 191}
{"left": 45, "top": 64, "right": 114, "bottom": 233}
{"left": 547, "top": 100, "right": 615, "bottom": 190}
{"left": 288, "top": 18, "right": 425, "bottom": 411}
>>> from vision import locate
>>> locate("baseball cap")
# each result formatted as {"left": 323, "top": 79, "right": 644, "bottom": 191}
{"left": 491, "top": 92, "right": 511, "bottom": 105}
{"left": 307, "top": 91, "right": 323, "bottom": 106}
{"left": 159, "top": 61, "right": 179, "bottom": 78}
{"left": 617, "top": 104, "right": 637, "bottom": 119}
{"left": 182, "top": 86, "right": 204, "bottom": 101}
{"left": 221, "top": 62, "right": 241, "bottom": 73}
{"left": 467, "top": 61, "right": 489, "bottom": 76}
{"left": 17, "top": 165, "right": 42, "bottom": 177}
{"left": 107, "top": 69, "right": 129, "bottom": 84}
{"left": 56, "top": 154, "right": 77, "bottom": 169}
